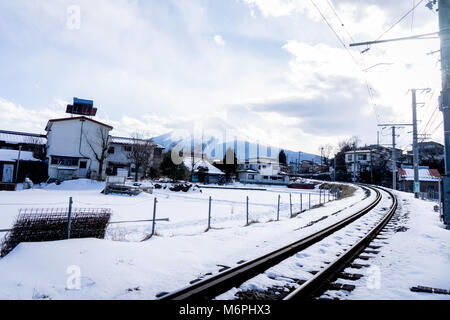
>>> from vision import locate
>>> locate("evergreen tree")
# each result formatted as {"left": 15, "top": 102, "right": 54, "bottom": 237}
{"left": 159, "top": 151, "right": 190, "bottom": 182}
{"left": 279, "top": 150, "right": 287, "bottom": 165}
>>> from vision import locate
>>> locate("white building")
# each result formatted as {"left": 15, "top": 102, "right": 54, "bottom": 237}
{"left": 106, "top": 136, "right": 164, "bottom": 177}
{"left": 45, "top": 116, "right": 113, "bottom": 181}
{"left": 237, "top": 156, "right": 289, "bottom": 185}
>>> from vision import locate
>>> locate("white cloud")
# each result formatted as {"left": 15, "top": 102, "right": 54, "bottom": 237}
{"left": 214, "top": 34, "right": 226, "bottom": 46}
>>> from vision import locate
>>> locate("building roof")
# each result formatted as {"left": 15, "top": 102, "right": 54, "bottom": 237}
{"left": 110, "top": 136, "right": 164, "bottom": 149}
{"left": 0, "top": 149, "right": 41, "bottom": 162}
{"left": 45, "top": 116, "right": 113, "bottom": 131}
{"left": 0, "top": 130, "right": 47, "bottom": 145}
{"left": 398, "top": 167, "right": 441, "bottom": 182}
{"left": 183, "top": 157, "right": 225, "bottom": 175}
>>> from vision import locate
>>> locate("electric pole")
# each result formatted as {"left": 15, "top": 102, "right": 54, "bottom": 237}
{"left": 392, "top": 126, "right": 397, "bottom": 190}
{"left": 379, "top": 124, "right": 413, "bottom": 190}
{"left": 412, "top": 89, "right": 419, "bottom": 197}
{"left": 438, "top": 0, "right": 450, "bottom": 225}
{"left": 411, "top": 88, "right": 431, "bottom": 198}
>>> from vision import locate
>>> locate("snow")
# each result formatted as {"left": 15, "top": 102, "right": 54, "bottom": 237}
{"left": 0, "top": 132, "right": 46, "bottom": 145}
{"left": 0, "top": 149, "right": 40, "bottom": 162}
{"left": 398, "top": 167, "right": 441, "bottom": 181}
{"left": 183, "top": 157, "right": 225, "bottom": 175}
{"left": 0, "top": 181, "right": 448, "bottom": 300}
{"left": 334, "top": 191, "right": 450, "bottom": 300}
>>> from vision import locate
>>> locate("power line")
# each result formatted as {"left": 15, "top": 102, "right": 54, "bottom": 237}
{"left": 375, "top": 0, "right": 425, "bottom": 41}
{"left": 308, "top": 0, "right": 362, "bottom": 69}
{"left": 308, "top": 0, "right": 381, "bottom": 125}
{"left": 325, "top": 0, "right": 355, "bottom": 43}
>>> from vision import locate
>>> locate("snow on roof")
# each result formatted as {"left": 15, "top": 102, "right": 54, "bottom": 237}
{"left": 110, "top": 136, "right": 164, "bottom": 148}
{"left": 0, "top": 149, "right": 40, "bottom": 162}
{"left": 183, "top": 157, "right": 225, "bottom": 175}
{"left": 0, "top": 130, "right": 46, "bottom": 145}
{"left": 398, "top": 168, "right": 441, "bottom": 182}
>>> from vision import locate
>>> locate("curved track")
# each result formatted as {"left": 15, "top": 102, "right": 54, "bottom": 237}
{"left": 159, "top": 185, "right": 396, "bottom": 300}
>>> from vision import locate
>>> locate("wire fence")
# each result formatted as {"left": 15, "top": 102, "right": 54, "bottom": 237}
{"left": 0, "top": 189, "right": 340, "bottom": 245}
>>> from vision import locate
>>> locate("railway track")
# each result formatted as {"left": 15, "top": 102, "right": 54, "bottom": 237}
{"left": 159, "top": 185, "right": 396, "bottom": 300}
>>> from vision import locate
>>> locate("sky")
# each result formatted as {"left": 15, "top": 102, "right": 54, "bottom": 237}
{"left": 0, "top": 0, "right": 443, "bottom": 155}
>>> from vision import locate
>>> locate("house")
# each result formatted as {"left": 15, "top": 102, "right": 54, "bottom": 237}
{"left": 237, "top": 156, "right": 290, "bottom": 185}
{"left": 345, "top": 146, "right": 403, "bottom": 177}
{"left": 0, "top": 129, "right": 47, "bottom": 159}
{"left": 106, "top": 136, "right": 165, "bottom": 177}
{"left": 183, "top": 157, "right": 225, "bottom": 184}
{"left": 407, "top": 141, "right": 444, "bottom": 161}
{"left": 398, "top": 165, "right": 441, "bottom": 196}
{"left": 0, "top": 149, "right": 44, "bottom": 183}
{"left": 45, "top": 116, "right": 113, "bottom": 181}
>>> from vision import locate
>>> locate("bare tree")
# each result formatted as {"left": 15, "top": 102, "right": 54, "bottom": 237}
{"left": 85, "top": 127, "right": 110, "bottom": 180}
{"left": 318, "top": 144, "right": 334, "bottom": 165}
{"left": 127, "top": 133, "right": 153, "bottom": 182}
{"left": 25, "top": 136, "right": 46, "bottom": 160}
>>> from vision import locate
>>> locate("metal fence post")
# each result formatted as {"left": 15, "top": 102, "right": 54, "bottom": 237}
{"left": 151, "top": 197, "right": 158, "bottom": 237}
{"left": 309, "top": 193, "right": 311, "bottom": 209}
{"left": 289, "top": 194, "right": 293, "bottom": 218}
{"left": 246, "top": 196, "right": 249, "bottom": 225}
{"left": 208, "top": 196, "right": 212, "bottom": 230}
{"left": 67, "top": 197, "right": 73, "bottom": 239}
{"left": 300, "top": 193, "right": 303, "bottom": 212}
{"left": 277, "top": 194, "right": 280, "bottom": 221}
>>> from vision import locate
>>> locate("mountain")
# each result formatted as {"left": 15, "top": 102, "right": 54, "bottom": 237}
{"left": 152, "top": 131, "right": 322, "bottom": 164}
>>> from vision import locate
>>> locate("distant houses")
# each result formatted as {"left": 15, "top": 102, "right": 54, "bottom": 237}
{"left": 237, "top": 156, "right": 290, "bottom": 185}
{"left": 0, "top": 130, "right": 47, "bottom": 184}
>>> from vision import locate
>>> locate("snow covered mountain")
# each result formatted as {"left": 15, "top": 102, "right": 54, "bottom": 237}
{"left": 152, "top": 131, "right": 322, "bottom": 164}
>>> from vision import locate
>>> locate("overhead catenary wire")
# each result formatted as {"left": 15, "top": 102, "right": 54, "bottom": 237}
{"left": 308, "top": 0, "right": 382, "bottom": 125}
{"left": 375, "top": 0, "right": 425, "bottom": 41}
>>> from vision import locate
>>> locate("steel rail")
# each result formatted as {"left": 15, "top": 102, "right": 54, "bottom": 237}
{"left": 284, "top": 187, "right": 397, "bottom": 300}
{"left": 159, "top": 186, "right": 382, "bottom": 300}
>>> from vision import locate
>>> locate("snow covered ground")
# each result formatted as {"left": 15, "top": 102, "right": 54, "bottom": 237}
{"left": 0, "top": 181, "right": 448, "bottom": 300}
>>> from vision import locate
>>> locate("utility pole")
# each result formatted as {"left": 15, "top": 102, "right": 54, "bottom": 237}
{"left": 379, "top": 124, "right": 413, "bottom": 190}
{"left": 438, "top": 0, "right": 450, "bottom": 225}
{"left": 298, "top": 151, "right": 301, "bottom": 174}
{"left": 412, "top": 89, "right": 419, "bottom": 197}
{"left": 392, "top": 126, "right": 397, "bottom": 191}
{"left": 14, "top": 145, "right": 22, "bottom": 183}
{"left": 411, "top": 88, "right": 431, "bottom": 198}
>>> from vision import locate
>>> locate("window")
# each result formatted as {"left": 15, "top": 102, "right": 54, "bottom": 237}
{"left": 248, "top": 174, "right": 255, "bottom": 180}
{"left": 347, "top": 155, "right": 352, "bottom": 161}
{"left": 108, "top": 147, "right": 115, "bottom": 154}
{"left": 79, "top": 161, "right": 87, "bottom": 169}
{"left": 271, "top": 176, "right": 278, "bottom": 181}
{"left": 124, "top": 146, "right": 132, "bottom": 152}
{"left": 263, "top": 176, "right": 269, "bottom": 179}
{"left": 358, "top": 154, "right": 367, "bottom": 161}
{"left": 51, "top": 156, "right": 79, "bottom": 167}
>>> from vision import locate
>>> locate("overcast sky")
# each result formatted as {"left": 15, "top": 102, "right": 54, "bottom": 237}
{"left": 0, "top": 0, "right": 443, "bottom": 154}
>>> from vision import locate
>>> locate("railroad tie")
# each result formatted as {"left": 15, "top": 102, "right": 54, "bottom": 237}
{"left": 329, "top": 283, "right": 356, "bottom": 292}
{"left": 350, "top": 263, "right": 370, "bottom": 269}
{"left": 410, "top": 285, "right": 450, "bottom": 295}
{"left": 339, "top": 272, "right": 364, "bottom": 281}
